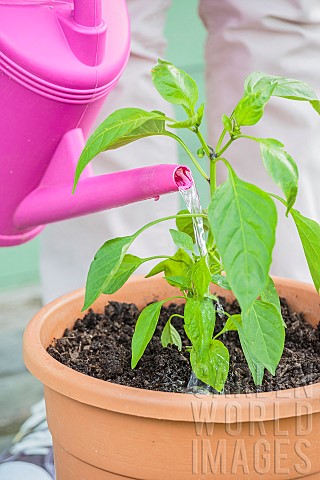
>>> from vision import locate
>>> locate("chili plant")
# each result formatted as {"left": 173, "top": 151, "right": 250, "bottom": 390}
{"left": 74, "top": 60, "right": 320, "bottom": 391}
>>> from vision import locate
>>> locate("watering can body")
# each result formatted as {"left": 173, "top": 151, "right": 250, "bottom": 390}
{"left": 0, "top": 0, "right": 191, "bottom": 247}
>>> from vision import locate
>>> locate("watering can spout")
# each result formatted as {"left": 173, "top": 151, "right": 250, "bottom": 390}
{"left": 13, "top": 129, "right": 193, "bottom": 232}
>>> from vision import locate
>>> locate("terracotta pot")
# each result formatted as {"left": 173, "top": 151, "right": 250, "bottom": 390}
{"left": 23, "top": 276, "right": 320, "bottom": 479}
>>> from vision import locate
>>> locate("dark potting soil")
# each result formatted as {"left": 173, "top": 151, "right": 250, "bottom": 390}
{"left": 47, "top": 297, "right": 320, "bottom": 394}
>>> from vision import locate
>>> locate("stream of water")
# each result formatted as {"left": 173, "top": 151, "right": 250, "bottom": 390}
{"left": 179, "top": 184, "right": 208, "bottom": 258}
{"left": 179, "top": 184, "right": 219, "bottom": 394}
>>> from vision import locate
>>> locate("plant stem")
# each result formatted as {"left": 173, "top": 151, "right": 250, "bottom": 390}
{"left": 194, "top": 127, "right": 218, "bottom": 197}
{"left": 134, "top": 213, "right": 208, "bottom": 239}
{"left": 162, "top": 296, "right": 186, "bottom": 303}
{"left": 168, "top": 314, "right": 184, "bottom": 321}
{"left": 267, "top": 192, "right": 287, "bottom": 207}
{"left": 210, "top": 160, "right": 217, "bottom": 197}
{"left": 216, "top": 128, "right": 227, "bottom": 153}
{"left": 235, "top": 134, "right": 259, "bottom": 143}
{"left": 195, "top": 128, "right": 211, "bottom": 158}
{"left": 216, "top": 137, "right": 234, "bottom": 157}
{"left": 142, "top": 255, "right": 170, "bottom": 262}
{"left": 166, "top": 132, "right": 209, "bottom": 181}
{"left": 216, "top": 109, "right": 236, "bottom": 152}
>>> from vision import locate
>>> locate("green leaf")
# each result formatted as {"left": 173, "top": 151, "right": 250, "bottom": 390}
{"left": 161, "top": 319, "right": 182, "bottom": 351}
{"left": 169, "top": 229, "right": 194, "bottom": 253}
{"left": 243, "top": 300, "right": 285, "bottom": 375}
{"left": 231, "top": 315, "right": 265, "bottom": 385}
{"left": 291, "top": 209, "right": 320, "bottom": 293}
{"left": 260, "top": 277, "right": 281, "bottom": 316}
{"left": 191, "top": 257, "right": 211, "bottom": 298}
{"left": 167, "top": 104, "right": 203, "bottom": 129}
{"left": 196, "top": 103, "right": 205, "bottom": 126}
{"left": 209, "top": 167, "right": 277, "bottom": 312}
{"left": 311, "top": 100, "right": 320, "bottom": 115}
{"left": 208, "top": 249, "right": 222, "bottom": 275}
{"left": 242, "top": 341, "right": 265, "bottom": 385}
{"left": 190, "top": 340, "right": 229, "bottom": 392}
{"left": 168, "top": 116, "right": 198, "bottom": 129}
{"left": 145, "top": 260, "right": 167, "bottom": 278}
{"left": 184, "top": 297, "right": 215, "bottom": 349}
{"left": 175, "top": 210, "right": 209, "bottom": 243}
{"left": 103, "top": 254, "right": 143, "bottom": 295}
{"left": 258, "top": 138, "right": 284, "bottom": 148}
{"left": 163, "top": 276, "right": 190, "bottom": 289}
{"left": 222, "top": 114, "right": 233, "bottom": 133}
{"left": 176, "top": 210, "right": 196, "bottom": 241}
{"left": 211, "top": 274, "right": 230, "bottom": 290}
{"left": 259, "top": 139, "right": 298, "bottom": 213}
{"left": 245, "top": 72, "right": 318, "bottom": 102}
{"left": 74, "top": 108, "right": 167, "bottom": 189}
{"left": 146, "top": 248, "right": 193, "bottom": 281}
{"left": 151, "top": 59, "right": 198, "bottom": 115}
{"left": 131, "top": 301, "right": 164, "bottom": 368}
{"left": 234, "top": 84, "right": 276, "bottom": 127}
{"left": 84, "top": 236, "right": 134, "bottom": 310}
{"left": 215, "top": 314, "right": 241, "bottom": 337}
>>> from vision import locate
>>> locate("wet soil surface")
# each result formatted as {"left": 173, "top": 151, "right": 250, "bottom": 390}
{"left": 47, "top": 297, "right": 320, "bottom": 394}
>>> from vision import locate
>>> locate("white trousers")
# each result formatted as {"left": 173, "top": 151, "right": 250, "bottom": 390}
{"left": 41, "top": 0, "right": 320, "bottom": 302}
{"left": 40, "top": 0, "right": 178, "bottom": 303}
{"left": 199, "top": 0, "right": 320, "bottom": 282}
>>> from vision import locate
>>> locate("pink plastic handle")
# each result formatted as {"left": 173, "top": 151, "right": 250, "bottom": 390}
{"left": 74, "top": 0, "right": 102, "bottom": 27}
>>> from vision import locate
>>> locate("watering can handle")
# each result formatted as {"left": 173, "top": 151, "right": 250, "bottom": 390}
{"left": 74, "top": 0, "right": 102, "bottom": 27}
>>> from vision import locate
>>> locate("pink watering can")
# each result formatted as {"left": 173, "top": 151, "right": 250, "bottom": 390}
{"left": 0, "top": 0, "right": 192, "bottom": 247}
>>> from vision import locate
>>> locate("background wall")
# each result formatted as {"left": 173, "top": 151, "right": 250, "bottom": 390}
{"left": 0, "top": 0, "right": 206, "bottom": 291}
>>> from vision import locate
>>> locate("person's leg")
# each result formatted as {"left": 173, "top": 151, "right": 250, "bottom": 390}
{"left": 40, "top": 0, "right": 177, "bottom": 303}
{"left": 199, "top": 0, "right": 320, "bottom": 282}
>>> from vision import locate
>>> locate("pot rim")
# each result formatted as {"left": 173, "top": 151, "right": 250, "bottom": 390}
{"left": 23, "top": 275, "right": 320, "bottom": 423}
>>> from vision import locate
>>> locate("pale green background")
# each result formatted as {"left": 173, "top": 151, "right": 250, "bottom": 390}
{"left": 0, "top": 0, "right": 206, "bottom": 290}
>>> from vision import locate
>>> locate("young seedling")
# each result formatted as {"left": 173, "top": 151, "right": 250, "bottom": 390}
{"left": 74, "top": 60, "right": 320, "bottom": 392}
